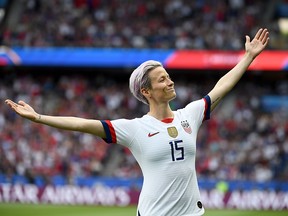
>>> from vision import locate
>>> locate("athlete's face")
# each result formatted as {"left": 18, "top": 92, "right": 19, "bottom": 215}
{"left": 144, "top": 67, "right": 176, "bottom": 104}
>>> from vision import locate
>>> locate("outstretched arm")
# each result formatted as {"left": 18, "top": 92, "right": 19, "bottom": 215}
{"left": 5, "top": 99, "right": 106, "bottom": 138}
{"left": 208, "top": 28, "right": 269, "bottom": 111}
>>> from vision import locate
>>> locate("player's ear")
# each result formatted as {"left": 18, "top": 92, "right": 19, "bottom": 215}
{"left": 141, "top": 88, "right": 151, "bottom": 99}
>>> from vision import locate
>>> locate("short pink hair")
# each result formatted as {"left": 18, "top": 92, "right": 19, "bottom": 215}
{"left": 129, "top": 60, "right": 162, "bottom": 105}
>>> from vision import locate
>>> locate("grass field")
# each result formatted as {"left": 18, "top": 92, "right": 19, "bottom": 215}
{"left": 0, "top": 203, "right": 287, "bottom": 216}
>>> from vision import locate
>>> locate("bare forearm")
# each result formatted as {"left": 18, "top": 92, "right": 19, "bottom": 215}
{"left": 215, "top": 53, "right": 254, "bottom": 91}
{"left": 35, "top": 115, "right": 84, "bottom": 130}
{"left": 5, "top": 99, "right": 106, "bottom": 137}
{"left": 208, "top": 53, "right": 254, "bottom": 110}
{"left": 35, "top": 115, "right": 105, "bottom": 137}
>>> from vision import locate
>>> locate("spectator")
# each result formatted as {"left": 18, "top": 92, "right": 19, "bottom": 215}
{"left": 1, "top": 0, "right": 286, "bottom": 49}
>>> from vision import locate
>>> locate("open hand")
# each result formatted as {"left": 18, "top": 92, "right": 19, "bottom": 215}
{"left": 5, "top": 99, "right": 39, "bottom": 121}
{"left": 245, "top": 28, "right": 269, "bottom": 59}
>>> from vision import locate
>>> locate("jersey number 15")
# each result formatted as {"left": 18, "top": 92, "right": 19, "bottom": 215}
{"left": 169, "top": 140, "right": 184, "bottom": 161}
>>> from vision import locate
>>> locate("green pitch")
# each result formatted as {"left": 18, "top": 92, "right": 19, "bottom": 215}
{"left": 0, "top": 203, "right": 287, "bottom": 216}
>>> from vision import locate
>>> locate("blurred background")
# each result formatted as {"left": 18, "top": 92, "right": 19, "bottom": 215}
{"left": 0, "top": 0, "right": 288, "bottom": 212}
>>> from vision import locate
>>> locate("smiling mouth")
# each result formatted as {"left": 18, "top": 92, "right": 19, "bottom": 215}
{"left": 167, "top": 88, "right": 175, "bottom": 92}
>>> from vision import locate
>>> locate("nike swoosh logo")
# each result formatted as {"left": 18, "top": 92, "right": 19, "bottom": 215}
{"left": 148, "top": 132, "right": 160, "bottom": 137}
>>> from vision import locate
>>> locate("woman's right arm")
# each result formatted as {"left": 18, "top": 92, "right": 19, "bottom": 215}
{"left": 5, "top": 99, "right": 106, "bottom": 138}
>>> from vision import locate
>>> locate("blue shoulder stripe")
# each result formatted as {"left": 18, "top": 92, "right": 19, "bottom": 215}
{"left": 100, "top": 120, "right": 112, "bottom": 143}
{"left": 203, "top": 95, "right": 211, "bottom": 120}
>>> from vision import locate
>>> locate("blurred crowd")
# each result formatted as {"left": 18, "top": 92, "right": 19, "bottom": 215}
{"left": 0, "top": 72, "right": 287, "bottom": 185}
{"left": 0, "top": 0, "right": 288, "bottom": 186}
{"left": 1, "top": 0, "right": 288, "bottom": 49}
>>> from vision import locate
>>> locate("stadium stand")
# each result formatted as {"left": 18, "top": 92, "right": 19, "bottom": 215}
{"left": 0, "top": 71, "right": 287, "bottom": 186}
{"left": 1, "top": 0, "right": 288, "bottom": 50}
{"left": 0, "top": 0, "right": 287, "bottom": 190}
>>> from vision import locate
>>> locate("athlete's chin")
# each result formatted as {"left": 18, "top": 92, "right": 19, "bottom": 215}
{"left": 169, "top": 93, "right": 177, "bottom": 101}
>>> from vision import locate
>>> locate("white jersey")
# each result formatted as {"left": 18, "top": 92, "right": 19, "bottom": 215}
{"left": 101, "top": 96, "right": 211, "bottom": 216}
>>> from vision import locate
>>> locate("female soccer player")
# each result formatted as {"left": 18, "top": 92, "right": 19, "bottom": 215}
{"left": 5, "top": 28, "right": 269, "bottom": 216}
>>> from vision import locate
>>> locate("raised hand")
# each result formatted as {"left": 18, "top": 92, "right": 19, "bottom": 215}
{"left": 5, "top": 99, "right": 39, "bottom": 121}
{"left": 245, "top": 28, "right": 269, "bottom": 59}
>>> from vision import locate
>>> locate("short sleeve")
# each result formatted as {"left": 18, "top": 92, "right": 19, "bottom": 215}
{"left": 101, "top": 119, "right": 140, "bottom": 147}
{"left": 181, "top": 95, "right": 211, "bottom": 128}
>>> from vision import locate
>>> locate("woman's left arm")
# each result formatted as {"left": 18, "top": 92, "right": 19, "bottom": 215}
{"left": 208, "top": 28, "right": 269, "bottom": 112}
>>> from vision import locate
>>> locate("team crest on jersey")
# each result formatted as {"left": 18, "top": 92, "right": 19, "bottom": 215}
{"left": 167, "top": 126, "right": 178, "bottom": 138}
{"left": 181, "top": 120, "right": 192, "bottom": 134}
